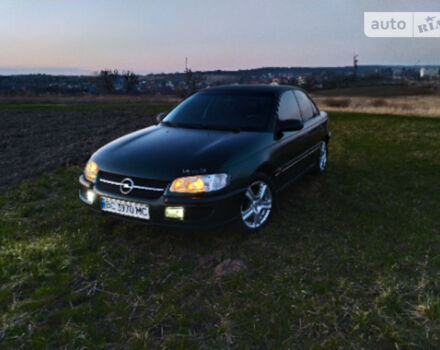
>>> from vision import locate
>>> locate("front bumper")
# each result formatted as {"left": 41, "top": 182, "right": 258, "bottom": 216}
{"left": 79, "top": 175, "right": 244, "bottom": 228}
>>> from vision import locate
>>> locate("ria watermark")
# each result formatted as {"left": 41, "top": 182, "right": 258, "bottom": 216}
{"left": 364, "top": 12, "right": 440, "bottom": 37}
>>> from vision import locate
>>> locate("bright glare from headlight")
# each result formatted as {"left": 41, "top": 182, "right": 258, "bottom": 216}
{"left": 84, "top": 160, "right": 98, "bottom": 183}
{"left": 170, "top": 174, "right": 229, "bottom": 193}
{"left": 165, "top": 206, "right": 184, "bottom": 220}
{"left": 86, "top": 190, "right": 96, "bottom": 204}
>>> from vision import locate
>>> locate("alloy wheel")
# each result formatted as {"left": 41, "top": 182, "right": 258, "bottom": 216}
{"left": 319, "top": 142, "right": 327, "bottom": 171}
{"left": 240, "top": 180, "right": 273, "bottom": 229}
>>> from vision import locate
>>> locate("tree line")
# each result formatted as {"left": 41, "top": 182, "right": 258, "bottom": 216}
{"left": 96, "top": 68, "right": 201, "bottom": 96}
{"left": 96, "top": 70, "right": 139, "bottom": 94}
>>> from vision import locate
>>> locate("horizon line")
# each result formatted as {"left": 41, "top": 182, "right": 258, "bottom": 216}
{"left": 0, "top": 63, "right": 438, "bottom": 77}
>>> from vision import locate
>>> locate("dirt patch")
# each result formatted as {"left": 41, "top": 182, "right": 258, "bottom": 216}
{"left": 214, "top": 258, "right": 248, "bottom": 277}
{"left": 0, "top": 108, "right": 158, "bottom": 187}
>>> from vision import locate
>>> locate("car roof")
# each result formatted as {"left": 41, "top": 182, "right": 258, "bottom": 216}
{"left": 201, "top": 84, "right": 297, "bottom": 95}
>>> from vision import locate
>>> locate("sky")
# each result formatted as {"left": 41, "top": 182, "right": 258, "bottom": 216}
{"left": 0, "top": 0, "right": 439, "bottom": 75}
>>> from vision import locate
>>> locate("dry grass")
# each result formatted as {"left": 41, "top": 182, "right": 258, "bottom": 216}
{"left": 312, "top": 84, "right": 437, "bottom": 97}
{"left": 321, "top": 98, "right": 351, "bottom": 108}
{"left": 315, "top": 95, "right": 440, "bottom": 118}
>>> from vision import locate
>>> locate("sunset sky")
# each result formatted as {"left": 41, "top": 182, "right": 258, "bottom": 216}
{"left": 0, "top": 0, "right": 439, "bottom": 75}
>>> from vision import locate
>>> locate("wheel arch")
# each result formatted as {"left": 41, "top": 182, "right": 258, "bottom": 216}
{"left": 255, "top": 162, "right": 276, "bottom": 179}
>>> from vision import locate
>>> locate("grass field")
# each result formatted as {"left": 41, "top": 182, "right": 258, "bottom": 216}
{"left": 1, "top": 110, "right": 440, "bottom": 349}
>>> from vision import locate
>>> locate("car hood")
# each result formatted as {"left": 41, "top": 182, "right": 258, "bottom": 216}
{"left": 93, "top": 125, "right": 272, "bottom": 180}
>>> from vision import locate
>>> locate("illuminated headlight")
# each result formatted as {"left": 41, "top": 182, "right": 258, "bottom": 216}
{"left": 84, "top": 160, "right": 98, "bottom": 183}
{"left": 170, "top": 174, "right": 229, "bottom": 193}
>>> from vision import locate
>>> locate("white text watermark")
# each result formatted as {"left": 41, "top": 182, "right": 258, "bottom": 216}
{"left": 364, "top": 12, "right": 440, "bottom": 38}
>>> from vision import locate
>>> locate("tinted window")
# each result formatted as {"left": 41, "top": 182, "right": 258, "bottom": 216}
{"left": 277, "top": 91, "right": 301, "bottom": 121}
{"left": 163, "top": 92, "right": 275, "bottom": 132}
{"left": 294, "top": 90, "right": 316, "bottom": 122}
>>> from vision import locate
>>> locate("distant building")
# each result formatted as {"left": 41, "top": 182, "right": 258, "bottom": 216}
{"left": 297, "top": 75, "right": 310, "bottom": 86}
{"left": 420, "top": 67, "right": 440, "bottom": 79}
{"left": 392, "top": 68, "right": 404, "bottom": 80}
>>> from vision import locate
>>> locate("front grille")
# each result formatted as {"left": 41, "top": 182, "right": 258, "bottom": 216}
{"left": 97, "top": 171, "right": 169, "bottom": 199}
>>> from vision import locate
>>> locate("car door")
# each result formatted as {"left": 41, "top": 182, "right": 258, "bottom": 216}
{"left": 271, "top": 90, "right": 309, "bottom": 188}
{"left": 294, "top": 89, "right": 325, "bottom": 167}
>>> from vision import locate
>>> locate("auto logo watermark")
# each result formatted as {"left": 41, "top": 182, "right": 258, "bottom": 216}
{"left": 364, "top": 12, "right": 440, "bottom": 38}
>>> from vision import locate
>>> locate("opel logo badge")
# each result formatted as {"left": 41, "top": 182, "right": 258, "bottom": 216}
{"left": 120, "top": 178, "right": 134, "bottom": 195}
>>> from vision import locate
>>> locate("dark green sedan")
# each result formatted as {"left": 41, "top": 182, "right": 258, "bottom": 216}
{"left": 79, "top": 85, "right": 330, "bottom": 231}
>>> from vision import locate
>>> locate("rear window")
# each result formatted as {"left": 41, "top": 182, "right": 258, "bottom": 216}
{"left": 294, "top": 90, "right": 316, "bottom": 122}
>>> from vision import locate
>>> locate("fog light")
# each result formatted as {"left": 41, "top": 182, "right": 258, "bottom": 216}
{"left": 165, "top": 206, "right": 184, "bottom": 220}
{"left": 86, "top": 190, "right": 96, "bottom": 204}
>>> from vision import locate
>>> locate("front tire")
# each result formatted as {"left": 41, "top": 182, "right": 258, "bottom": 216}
{"left": 238, "top": 173, "right": 275, "bottom": 232}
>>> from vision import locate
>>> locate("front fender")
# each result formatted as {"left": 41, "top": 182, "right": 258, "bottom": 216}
{"left": 221, "top": 146, "right": 275, "bottom": 189}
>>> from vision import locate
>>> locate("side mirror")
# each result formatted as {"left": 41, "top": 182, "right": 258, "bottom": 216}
{"left": 277, "top": 119, "right": 303, "bottom": 132}
{"left": 156, "top": 112, "right": 167, "bottom": 123}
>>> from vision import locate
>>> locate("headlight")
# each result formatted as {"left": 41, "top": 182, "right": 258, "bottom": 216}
{"left": 84, "top": 160, "right": 98, "bottom": 183}
{"left": 170, "top": 174, "right": 229, "bottom": 193}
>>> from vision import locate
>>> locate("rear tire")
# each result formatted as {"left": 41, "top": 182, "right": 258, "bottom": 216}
{"left": 237, "top": 172, "right": 276, "bottom": 233}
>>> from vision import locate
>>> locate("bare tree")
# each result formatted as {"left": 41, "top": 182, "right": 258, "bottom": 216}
{"left": 185, "top": 67, "right": 194, "bottom": 93}
{"left": 185, "top": 67, "right": 203, "bottom": 96}
{"left": 96, "top": 69, "right": 118, "bottom": 94}
{"left": 122, "top": 71, "right": 139, "bottom": 93}
{"left": 353, "top": 54, "right": 359, "bottom": 81}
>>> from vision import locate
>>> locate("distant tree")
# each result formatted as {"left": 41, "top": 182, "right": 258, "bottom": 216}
{"left": 185, "top": 67, "right": 195, "bottom": 94}
{"left": 96, "top": 69, "right": 118, "bottom": 94}
{"left": 380, "top": 68, "right": 393, "bottom": 80}
{"left": 281, "top": 77, "right": 297, "bottom": 86}
{"left": 122, "top": 71, "right": 139, "bottom": 93}
{"left": 353, "top": 54, "right": 359, "bottom": 81}
{"left": 185, "top": 67, "right": 203, "bottom": 96}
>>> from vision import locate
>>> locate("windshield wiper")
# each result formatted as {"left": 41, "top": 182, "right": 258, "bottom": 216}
{"left": 161, "top": 121, "right": 179, "bottom": 128}
{"left": 163, "top": 121, "right": 241, "bottom": 133}
{"left": 212, "top": 125, "right": 241, "bottom": 133}
{"left": 186, "top": 124, "right": 241, "bottom": 133}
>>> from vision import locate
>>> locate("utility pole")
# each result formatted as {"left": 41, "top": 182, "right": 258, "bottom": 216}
{"left": 353, "top": 54, "right": 359, "bottom": 81}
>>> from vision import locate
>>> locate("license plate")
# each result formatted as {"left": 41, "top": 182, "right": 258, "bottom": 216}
{"left": 100, "top": 196, "right": 150, "bottom": 220}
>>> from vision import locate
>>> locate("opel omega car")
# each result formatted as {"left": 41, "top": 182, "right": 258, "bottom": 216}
{"left": 79, "top": 85, "right": 330, "bottom": 231}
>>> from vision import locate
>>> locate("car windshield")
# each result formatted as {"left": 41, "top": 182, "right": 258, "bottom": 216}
{"left": 163, "top": 92, "right": 276, "bottom": 132}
